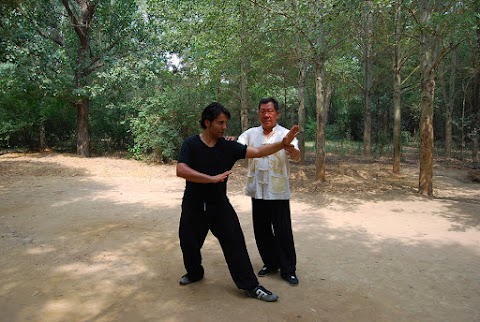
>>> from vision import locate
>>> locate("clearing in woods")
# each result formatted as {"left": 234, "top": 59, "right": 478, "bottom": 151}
{"left": 0, "top": 152, "right": 479, "bottom": 321}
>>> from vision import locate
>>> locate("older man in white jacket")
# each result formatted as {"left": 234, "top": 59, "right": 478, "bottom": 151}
{"left": 237, "top": 97, "right": 300, "bottom": 286}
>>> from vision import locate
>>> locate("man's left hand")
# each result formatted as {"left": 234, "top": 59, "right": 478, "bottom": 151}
{"left": 224, "top": 136, "right": 236, "bottom": 141}
{"left": 282, "top": 125, "right": 299, "bottom": 147}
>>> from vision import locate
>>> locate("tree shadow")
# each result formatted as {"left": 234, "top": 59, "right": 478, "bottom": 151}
{"left": 1, "top": 155, "right": 479, "bottom": 321}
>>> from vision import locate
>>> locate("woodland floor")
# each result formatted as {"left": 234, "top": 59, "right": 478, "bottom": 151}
{"left": 0, "top": 151, "right": 479, "bottom": 322}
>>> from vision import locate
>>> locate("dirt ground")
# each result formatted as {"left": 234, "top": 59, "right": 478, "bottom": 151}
{"left": 0, "top": 152, "right": 479, "bottom": 322}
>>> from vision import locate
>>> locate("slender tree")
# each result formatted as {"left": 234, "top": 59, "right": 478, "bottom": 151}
{"left": 473, "top": 2, "right": 480, "bottom": 164}
{"left": 295, "top": 33, "right": 308, "bottom": 163}
{"left": 392, "top": 0, "right": 403, "bottom": 174}
{"left": 363, "top": 0, "right": 374, "bottom": 157}
{"left": 239, "top": 1, "right": 251, "bottom": 132}
{"left": 439, "top": 47, "right": 458, "bottom": 159}
{"left": 416, "top": 0, "right": 456, "bottom": 195}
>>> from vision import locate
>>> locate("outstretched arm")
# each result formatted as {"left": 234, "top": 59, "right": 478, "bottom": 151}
{"left": 245, "top": 125, "right": 299, "bottom": 159}
{"left": 176, "top": 162, "right": 232, "bottom": 183}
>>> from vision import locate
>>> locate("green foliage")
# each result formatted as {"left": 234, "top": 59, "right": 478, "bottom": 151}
{"left": 304, "top": 118, "right": 317, "bottom": 142}
{"left": 130, "top": 105, "right": 182, "bottom": 162}
{"left": 1, "top": 63, "right": 47, "bottom": 148}
{"left": 0, "top": 64, "right": 76, "bottom": 149}
{"left": 0, "top": 0, "right": 478, "bottom": 162}
{"left": 129, "top": 87, "right": 204, "bottom": 162}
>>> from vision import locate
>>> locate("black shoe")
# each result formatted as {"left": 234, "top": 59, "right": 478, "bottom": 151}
{"left": 179, "top": 274, "right": 202, "bottom": 285}
{"left": 282, "top": 274, "right": 299, "bottom": 286}
{"left": 258, "top": 266, "right": 278, "bottom": 277}
{"left": 245, "top": 285, "right": 279, "bottom": 302}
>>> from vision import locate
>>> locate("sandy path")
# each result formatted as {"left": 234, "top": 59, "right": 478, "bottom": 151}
{"left": 0, "top": 153, "right": 479, "bottom": 322}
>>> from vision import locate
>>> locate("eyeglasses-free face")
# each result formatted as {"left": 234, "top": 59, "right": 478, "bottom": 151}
{"left": 258, "top": 102, "right": 279, "bottom": 131}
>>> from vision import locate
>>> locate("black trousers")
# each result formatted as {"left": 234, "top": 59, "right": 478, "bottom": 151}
{"left": 252, "top": 198, "right": 297, "bottom": 276}
{"left": 179, "top": 197, "right": 259, "bottom": 290}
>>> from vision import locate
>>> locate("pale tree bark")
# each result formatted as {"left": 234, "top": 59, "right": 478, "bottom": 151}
{"left": 439, "top": 48, "right": 457, "bottom": 159}
{"left": 314, "top": 56, "right": 327, "bottom": 182}
{"left": 418, "top": 0, "right": 445, "bottom": 196}
{"left": 239, "top": 3, "right": 250, "bottom": 132}
{"left": 392, "top": 0, "right": 402, "bottom": 174}
{"left": 363, "top": 0, "right": 374, "bottom": 157}
{"left": 240, "top": 53, "right": 249, "bottom": 132}
{"left": 297, "top": 59, "right": 307, "bottom": 164}
{"left": 418, "top": 67, "right": 435, "bottom": 195}
{"left": 473, "top": 6, "right": 480, "bottom": 165}
{"left": 324, "top": 86, "right": 332, "bottom": 125}
{"left": 418, "top": 0, "right": 435, "bottom": 195}
{"left": 283, "top": 72, "right": 289, "bottom": 124}
{"left": 460, "top": 77, "right": 471, "bottom": 159}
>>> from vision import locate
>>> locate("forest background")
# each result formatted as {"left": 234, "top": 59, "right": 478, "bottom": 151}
{"left": 1, "top": 0, "right": 479, "bottom": 196}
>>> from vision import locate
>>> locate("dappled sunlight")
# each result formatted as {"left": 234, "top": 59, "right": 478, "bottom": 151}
{"left": 50, "top": 197, "right": 89, "bottom": 207}
{"left": 2, "top": 154, "right": 479, "bottom": 321}
{"left": 26, "top": 246, "right": 57, "bottom": 255}
{"left": 286, "top": 195, "right": 480, "bottom": 322}
{"left": 39, "top": 279, "right": 137, "bottom": 322}
{"left": 292, "top": 195, "right": 480, "bottom": 249}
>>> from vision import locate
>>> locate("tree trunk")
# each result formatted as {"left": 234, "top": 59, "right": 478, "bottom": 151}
{"left": 239, "top": 3, "right": 249, "bottom": 133}
{"left": 240, "top": 53, "right": 249, "bottom": 132}
{"left": 392, "top": 0, "right": 402, "bottom": 174}
{"left": 39, "top": 122, "right": 46, "bottom": 150}
{"left": 418, "top": 0, "right": 436, "bottom": 196}
{"left": 62, "top": 0, "right": 95, "bottom": 157}
{"left": 314, "top": 59, "right": 326, "bottom": 182}
{"left": 363, "top": 0, "right": 373, "bottom": 157}
{"left": 393, "top": 71, "right": 402, "bottom": 173}
{"left": 383, "top": 104, "right": 389, "bottom": 139}
{"left": 325, "top": 86, "right": 332, "bottom": 125}
{"left": 283, "top": 65, "right": 288, "bottom": 126}
{"left": 297, "top": 60, "right": 307, "bottom": 164}
{"left": 76, "top": 99, "right": 90, "bottom": 157}
{"left": 418, "top": 73, "right": 435, "bottom": 196}
{"left": 440, "top": 48, "right": 457, "bottom": 159}
{"left": 473, "top": 6, "right": 480, "bottom": 165}
{"left": 461, "top": 78, "right": 469, "bottom": 159}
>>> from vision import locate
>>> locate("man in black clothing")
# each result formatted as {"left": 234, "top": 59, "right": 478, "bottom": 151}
{"left": 176, "top": 102, "right": 298, "bottom": 302}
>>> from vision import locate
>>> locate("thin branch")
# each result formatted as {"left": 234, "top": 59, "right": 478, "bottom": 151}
{"left": 402, "top": 64, "right": 420, "bottom": 85}
{"left": 61, "top": 0, "right": 85, "bottom": 40}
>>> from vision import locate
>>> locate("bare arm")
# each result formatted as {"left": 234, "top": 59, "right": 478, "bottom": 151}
{"left": 245, "top": 125, "right": 299, "bottom": 159}
{"left": 176, "top": 162, "right": 232, "bottom": 183}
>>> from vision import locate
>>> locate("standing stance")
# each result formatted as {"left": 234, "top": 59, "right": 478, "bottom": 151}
{"left": 176, "top": 102, "right": 298, "bottom": 302}
{"left": 237, "top": 97, "right": 300, "bottom": 286}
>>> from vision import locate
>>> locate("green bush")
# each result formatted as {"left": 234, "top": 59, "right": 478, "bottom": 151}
{"left": 129, "top": 97, "right": 184, "bottom": 162}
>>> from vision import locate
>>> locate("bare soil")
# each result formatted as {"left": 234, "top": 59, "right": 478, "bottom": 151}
{"left": 0, "top": 152, "right": 479, "bottom": 322}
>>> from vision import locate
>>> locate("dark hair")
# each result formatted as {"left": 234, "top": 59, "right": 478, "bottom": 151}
{"left": 200, "top": 102, "right": 231, "bottom": 129}
{"left": 258, "top": 97, "right": 279, "bottom": 111}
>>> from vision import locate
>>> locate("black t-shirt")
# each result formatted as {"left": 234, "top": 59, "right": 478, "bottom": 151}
{"left": 178, "top": 135, "right": 247, "bottom": 202}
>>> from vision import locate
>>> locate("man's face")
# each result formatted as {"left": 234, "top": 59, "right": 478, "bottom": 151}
{"left": 258, "top": 102, "right": 279, "bottom": 131}
{"left": 206, "top": 113, "right": 228, "bottom": 138}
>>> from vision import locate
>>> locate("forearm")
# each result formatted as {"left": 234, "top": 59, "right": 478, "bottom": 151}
{"left": 177, "top": 163, "right": 231, "bottom": 183}
{"left": 246, "top": 141, "right": 284, "bottom": 159}
{"left": 176, "top": 163, "right": 213, "bottom": 183}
